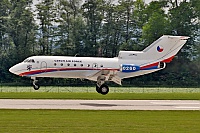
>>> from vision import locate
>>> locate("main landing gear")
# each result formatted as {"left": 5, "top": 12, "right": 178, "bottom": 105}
{"left": 32, "top": 77, "right": 40, "bottom": 90}
{"left": 96, "top": 84, "right": 109, "bottom": 95}
{"left": 96, "top": 76, "right": 109, "bottom": 95}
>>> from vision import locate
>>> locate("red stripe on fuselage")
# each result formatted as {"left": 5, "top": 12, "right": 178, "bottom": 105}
{"left": 140, "top": 62, "right": 159, "bottom": 70}
{"left": 19, "top": 68, "right": 119, "bottom": 76}
{"left": 140, "top": 55, "right": 175, "bottom": 70}
{"left": 162, "top": 55, "right": 175, "bottom": 63}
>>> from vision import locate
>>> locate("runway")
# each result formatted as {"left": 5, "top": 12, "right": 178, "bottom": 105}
{"left": 0, "top": 99, "right": 199, "bottom": 110}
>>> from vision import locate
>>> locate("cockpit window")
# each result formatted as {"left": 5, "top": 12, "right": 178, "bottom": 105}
{"left": 23, "top": 59, "right": 28, "bottom": 63}
{"left": 23, "top": 59, "right": 35, "bottom": 63}
{"left": 31, "top": 59, "right": 35, "bottom": 63}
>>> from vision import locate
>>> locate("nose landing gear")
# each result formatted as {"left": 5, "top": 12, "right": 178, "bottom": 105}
{"left": 32, "top": 77, "right": 40, "bottom": 90}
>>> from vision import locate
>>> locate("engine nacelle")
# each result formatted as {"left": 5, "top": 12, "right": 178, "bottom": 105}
{"left": 120, "top": 64, "right": 140, "bottom": 73}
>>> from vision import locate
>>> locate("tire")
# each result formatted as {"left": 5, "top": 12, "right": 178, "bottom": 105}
{"left": 99, "top": 84, "right": 109, "bottom": 95}
{"left": 96, "top": 85, "right": 101, "bottom": 93}
{"left": 33, "top": 84, "right": 40, "bottom": 90}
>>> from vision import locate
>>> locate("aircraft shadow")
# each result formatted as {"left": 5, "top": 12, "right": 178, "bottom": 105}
{"left": 80, "top": 103, "right": 175, "bottom": 107}
{"left": 80, "top": 103, "right": 118, "bottom": 107}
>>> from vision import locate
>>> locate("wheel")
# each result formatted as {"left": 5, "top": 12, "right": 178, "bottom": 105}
{"left": 32, "top": 78, "right": 40, "bottom": 90}
{"left": 99, "top": 84, "right": 109, "bottom": 95}
{"left": 33, "top": 84, "right": 40, "bottom": 90}
{"left": 96, "top": 85, "right": 101, "bottom": 93}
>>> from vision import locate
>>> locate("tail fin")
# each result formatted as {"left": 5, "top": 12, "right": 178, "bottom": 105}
{"left": 142, "top": 35, "right": 190, "bottom": 62}
{"left": 118, "top": 35, "right": 190, "bottom": 63}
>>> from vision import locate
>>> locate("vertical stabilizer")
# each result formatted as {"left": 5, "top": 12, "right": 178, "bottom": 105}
{"left": 142, "top": 35, "right": 189, "bottom": 62}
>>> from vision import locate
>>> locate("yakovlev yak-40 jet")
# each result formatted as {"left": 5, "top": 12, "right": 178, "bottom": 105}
{"left": 9, "top": 35, "right": 189, "bottom": 95}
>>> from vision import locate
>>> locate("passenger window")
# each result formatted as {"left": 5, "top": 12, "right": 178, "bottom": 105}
{"left": 80, "top": 64, "right": 83, "bottom": 67}
{"left": 61, "top": 63, "right": 63, "bottom": 66}
{"left": 74, "top": 64, "right": 76, "bottom": 67}
{"left": 54, "top": 63, "right": 57, "bottom": 66}
{"left": 87, "top": 64, "right": 90, "bottom": 67}
{"left": 67, "top": 63, "right": 70, "bottom": 66}
{"left": 100, "top": 65, "right": 103, "bottom": 67}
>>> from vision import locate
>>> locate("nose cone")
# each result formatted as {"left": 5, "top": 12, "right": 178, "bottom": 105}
{"left": 9, "top": 65, "right": 17, "bottom": 75}
{"left": 9, "top": 63, "right": 22, "bottom": 75}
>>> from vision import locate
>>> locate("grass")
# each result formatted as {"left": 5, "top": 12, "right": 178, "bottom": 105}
{"left": 0, "top": 110, "right": 199, "bottom": 133}
{"left": 1, "top": 92, "right": 200, "bottom": 100}
{"left": 0, "top": 86, "right": 200, "bottom": 100}
{"left": 0, "top": 86, "right": 200, "bottom": 93}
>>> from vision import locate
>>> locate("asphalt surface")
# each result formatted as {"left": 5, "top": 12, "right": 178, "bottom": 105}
{"left": 0, "top": 99, "right": 200, "bottom": 110}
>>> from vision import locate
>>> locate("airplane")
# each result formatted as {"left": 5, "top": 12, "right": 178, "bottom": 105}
{"left": 9, "top": 35, "right": 189, "bottom": 95}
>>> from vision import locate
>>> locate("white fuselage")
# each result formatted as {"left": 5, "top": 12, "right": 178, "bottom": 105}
{"left": 9, "top": 55, "right": 161, "bottom": 83}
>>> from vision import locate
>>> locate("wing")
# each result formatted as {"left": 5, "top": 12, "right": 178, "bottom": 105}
{"left": 86, "top": 69, "right": 122, "bottom": 85}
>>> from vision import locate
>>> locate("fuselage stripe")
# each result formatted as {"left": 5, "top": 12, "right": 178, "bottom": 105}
{"left": 19, "top": 68, "right": 119, "bottom": 76}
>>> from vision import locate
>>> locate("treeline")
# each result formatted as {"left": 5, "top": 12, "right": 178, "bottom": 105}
{"left": 0, "top": 0, "right": 199, "bottom": 87}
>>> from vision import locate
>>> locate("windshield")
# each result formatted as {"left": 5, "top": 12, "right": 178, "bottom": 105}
{"left": 23, "top": 59, "right": 35, "bottom": 63}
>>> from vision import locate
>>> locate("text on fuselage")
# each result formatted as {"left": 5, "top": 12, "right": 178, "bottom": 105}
{"left": 54, "top": 60, "right": 82, "bottom": 63}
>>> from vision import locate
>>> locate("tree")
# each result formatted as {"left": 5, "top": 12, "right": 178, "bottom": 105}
{"left": 36, "top": 0, "right": 56, "bottom": 55}
{"left": 53, "top": 0, "right": 85, "bottom": 56}
{"left": 0, "top": 0, "right": 36, "bottom": 83}
{"left": 142, "top": 12, "right": 171, "bottom": 44}
{"left": 81, "top": 0, "right": 105, "bottom": 56}
{"left": 101, "top": 0, "right": 137, "bottom": 57}
{"left": 168, "top": 1, "right": 198, "bottom": 62}
{"left": 0, "top": 0, "right": 12, "bottom": 82}
{"left": 100, "top": 1, "right": 117, "bottom": 57}
{"left": 0, "top": 0, "right": 11, "bottom": 53}
{"left": 8, "top": 0, "right": 36, "bottom": 61}
{"left": 142, "top": 1, "right": 170, "bottom": 45}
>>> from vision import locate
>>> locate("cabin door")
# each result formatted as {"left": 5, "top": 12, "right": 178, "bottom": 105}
{"left": 40, "top": 61, "right": 47, "bottom": 70}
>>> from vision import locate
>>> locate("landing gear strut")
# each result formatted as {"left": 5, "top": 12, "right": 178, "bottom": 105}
{"left": 96, "top": 76, "right": 109, "bottom": 95}
{"left": 31, "top": 77, "right": 40, "bottom": 90}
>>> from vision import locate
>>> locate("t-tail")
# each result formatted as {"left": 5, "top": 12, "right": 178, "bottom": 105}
{"left": 118, "top": 35, "right": 189, "bottom": 80}
{"left": 118, "top": 35, "right": 190, "bottom": 65}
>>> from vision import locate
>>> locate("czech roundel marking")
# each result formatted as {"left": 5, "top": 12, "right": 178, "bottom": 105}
{"left": 157, "top": 46, "right": 164, "bottom": 52}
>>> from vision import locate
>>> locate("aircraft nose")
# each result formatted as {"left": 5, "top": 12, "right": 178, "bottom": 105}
{"left": 9, "top": 64, "right": 22, "bottom": 75}
{"left": 9, "top": 66, "right": 17, "bottom": 74}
